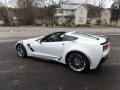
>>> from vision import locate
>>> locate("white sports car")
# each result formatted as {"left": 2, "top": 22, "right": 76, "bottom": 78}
{"left": 16, "top": 31, "right": 110, "bottom": 72}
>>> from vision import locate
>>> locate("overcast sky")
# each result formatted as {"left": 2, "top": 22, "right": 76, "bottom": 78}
{"left": 0, "top": 0, "right": 114, "bottom": 8}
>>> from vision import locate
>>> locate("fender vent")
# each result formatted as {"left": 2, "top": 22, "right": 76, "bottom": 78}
{"left": 58, "top": 57, "right": 62, "bottom": 61}
{"left": 27, "top": 44, "right": 35, "bottom": 52}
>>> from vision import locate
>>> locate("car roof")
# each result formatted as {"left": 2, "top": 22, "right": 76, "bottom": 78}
{"left": 65, "top": 31, "right": 81, "bottom": 37}
{"left": 65, "top": 31, "right": 99, "bottom": 40}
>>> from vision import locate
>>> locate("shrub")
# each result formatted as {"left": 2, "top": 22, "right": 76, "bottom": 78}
{"left": 96, "top": 19, "right": 101, "bottom": 25}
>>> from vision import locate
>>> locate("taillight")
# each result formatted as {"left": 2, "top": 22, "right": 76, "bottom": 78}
{"left": 103, "top": 44, "right": 109, "bottom": 51}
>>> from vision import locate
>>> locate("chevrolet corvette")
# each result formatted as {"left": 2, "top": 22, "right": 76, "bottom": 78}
{"left": 16, "top": 31, "right": 110, "bottom": 72}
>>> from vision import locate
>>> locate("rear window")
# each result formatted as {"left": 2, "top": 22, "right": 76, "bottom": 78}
{"left": 73, "top": 31, "right": 98, "bottom": 40}
{"left": 62, "top": 35, "right": 78, "bottom": 41}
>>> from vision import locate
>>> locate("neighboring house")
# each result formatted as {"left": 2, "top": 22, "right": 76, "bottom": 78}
{"left": 84, "top": 4, "right": 103, "bottom": 25}
{"left": 101, "top": 9, "right": 111, "bottom": 25}
{"left": 55, "top": 4, "right": 103, "bottom": 25}
{"left": 101, "top": 8, "right": 120, "bottom": 26}
{"left": 55, "top": 3, "right": 120, "bottom": 26}
{"left": 55, "top": 4, "right": 88, "bottom": 25}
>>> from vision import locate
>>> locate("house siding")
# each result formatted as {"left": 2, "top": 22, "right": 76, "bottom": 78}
{"left": 55, "top": 4, "right": 88, "bottom": 25}
{"left": 101, "top": 9, "right": 111, "bottom": 25}
{"left": 57, "top": 16, "right": 66, "bottom": 25}
{"left": 75, "top": 6, "right": 87, "bottom": 25}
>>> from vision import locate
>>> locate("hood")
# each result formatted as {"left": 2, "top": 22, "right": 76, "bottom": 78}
{"left": 27, "top": 36, "right": 44, "bottom": 41}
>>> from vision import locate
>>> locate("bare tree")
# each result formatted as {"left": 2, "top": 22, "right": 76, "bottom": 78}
{"left": 98, "top": 0, "right": 108, "bottom": 7}
{"left": 0, "top": 1, "right": 11, "bottom": 25}
{"left": 8, "top": 0, "right": 17, "bottom": 7}
{"left": 48, "top": 0, "right": 57, "bottom": 5}
{"left": 15, "top": 0, "right": 73, "bottom": 25}
{"left": 46, "top": 0, "right": 72, "bottom": 6}
{"left": 111, "top": 0, "right": 120, "bottom": 25}
{"left": 86, "top": 0, "right": 109, "bottom": 7}
{"left": 0, "top": 1, "right": 3, "bottom": 7}
{"left": 16, "top": 0, "right": 35, "bottom": 25}
{"left": 59, "top": 0, "right": 73, "bottom": 5}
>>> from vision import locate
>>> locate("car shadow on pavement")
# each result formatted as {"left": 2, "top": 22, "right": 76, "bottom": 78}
{"left": 22, "top": 56, "right": 103, "bottom": 75}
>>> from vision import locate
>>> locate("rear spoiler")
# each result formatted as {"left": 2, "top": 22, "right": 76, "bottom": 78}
{"left": 98, "top": 35, "right": 110, "bottom": 45}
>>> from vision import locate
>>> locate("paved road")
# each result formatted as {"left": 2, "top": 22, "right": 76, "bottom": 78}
{"left": 0, "top": 35, "right": 120, "bottom": 90}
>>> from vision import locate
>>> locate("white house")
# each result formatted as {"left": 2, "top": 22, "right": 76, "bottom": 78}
{"left": 55, "top": 4, "right": 104, "bottom": 25}
{"left": 55, "top": 4, "right": 88, "bottom": 25}
{"left": 101, "top": 9, "right": 111, "bottom": 25}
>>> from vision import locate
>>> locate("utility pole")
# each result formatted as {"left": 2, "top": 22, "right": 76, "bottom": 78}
{"left": 5, "top": 0, "right": 12, "bottom": 27}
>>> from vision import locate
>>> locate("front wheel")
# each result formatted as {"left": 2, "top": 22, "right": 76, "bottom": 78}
{"left": 16, "top": 44, "right": 27, "bottom": 58}
{"left": 66, "top": 52, "right": 90, "bottom": 72}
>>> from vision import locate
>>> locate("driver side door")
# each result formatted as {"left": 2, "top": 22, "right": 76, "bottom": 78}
{"left": 31, "top": 32, "right": 66, "bottom": 61}
{"left": 37, "top": 41, "right": 65, "bottom": 60}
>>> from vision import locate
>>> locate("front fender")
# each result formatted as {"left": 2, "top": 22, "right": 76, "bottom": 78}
{"left": 15, "top": 40, "right": 23, "bottom": 47}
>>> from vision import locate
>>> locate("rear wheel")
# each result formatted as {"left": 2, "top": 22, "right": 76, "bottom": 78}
{"left": 66, "top": 52, "right": 90, "bottom": 72}
{"left": 16, "top": 44, "right": 27, "bottom": 58}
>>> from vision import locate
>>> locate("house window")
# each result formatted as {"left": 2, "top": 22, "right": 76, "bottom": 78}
{"left": 79, "top": 17, "right": 83, "bottom": 23}
{"left": 57, "top": 9, "right": 63, "bottom": 14}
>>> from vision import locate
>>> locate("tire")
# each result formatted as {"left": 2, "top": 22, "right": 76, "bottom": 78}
{"left": 16, "top": 44, "right": 27, "bottom": 58}
{"left": 66, "top": 52, "right": 90, "bottom": 72}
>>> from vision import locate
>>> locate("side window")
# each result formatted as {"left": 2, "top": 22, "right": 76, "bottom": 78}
{"left": 62, "top": 35, "right": 77, "bottom": 41}
{"left": 42, "top": 34, "right": 57, "bottom": 42}
{"left": 42, "top": 32, "right": 65, "bottom": 42}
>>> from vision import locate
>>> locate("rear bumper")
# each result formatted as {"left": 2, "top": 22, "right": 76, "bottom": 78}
{"left": 101, "top": 56, "right": 108, "bottom": 63}
{"left": 102, "top": 48, "right": 110, "bottom": 58}
{"left": 100, "top": 46, "right": 110, "bottom": 65}
{"left": 97, "top": 55, "right": 108, "bottom": 69}
{"left": 100, "top": 35, "right": 110, "bottom": 58}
